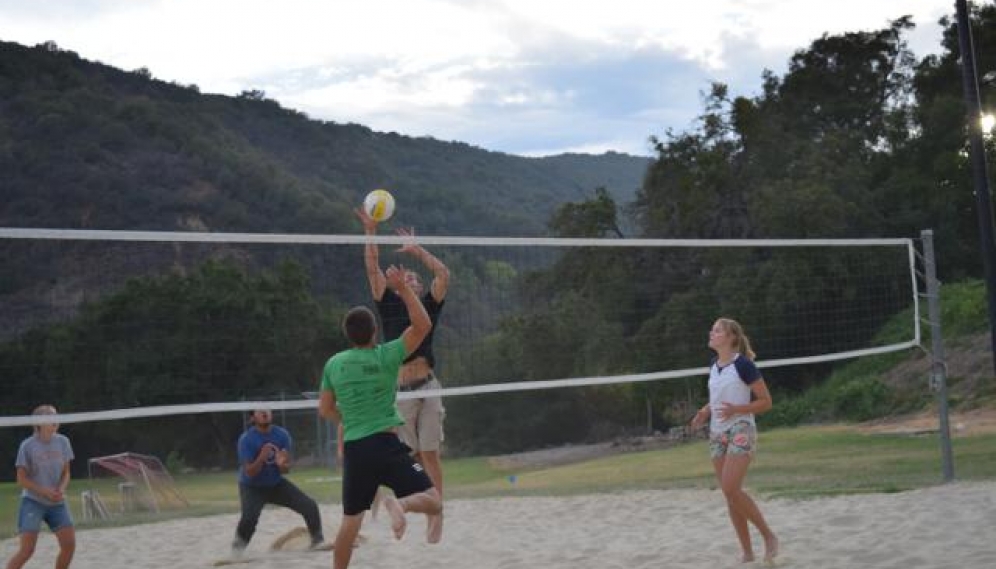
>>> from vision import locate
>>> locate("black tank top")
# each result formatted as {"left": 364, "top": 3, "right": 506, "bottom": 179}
{"left": 375, "top": 288, "right": 444, "bottom": 367}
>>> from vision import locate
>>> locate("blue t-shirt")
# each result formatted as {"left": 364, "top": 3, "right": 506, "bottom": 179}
{"left": 237, "top": 426, "right": 291, "bottom": 487}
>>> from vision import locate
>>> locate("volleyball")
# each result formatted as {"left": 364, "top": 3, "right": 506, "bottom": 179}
{"left": 363, "top": 189, "right": 395, "bottom": 222}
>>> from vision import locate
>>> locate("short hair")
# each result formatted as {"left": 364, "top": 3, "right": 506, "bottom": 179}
{"left": 343, "top": 306, "right": 377, "bottom": 346}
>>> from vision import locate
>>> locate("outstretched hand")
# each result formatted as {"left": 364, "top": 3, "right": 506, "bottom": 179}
{"left": 385, "top": 264, "right": 409, "bottom": 292}
{"left": 355, "top": 207, "right": 378, "bottom": 234}
{"left": 395, "top": 226, "right": 419, "bottom": 255}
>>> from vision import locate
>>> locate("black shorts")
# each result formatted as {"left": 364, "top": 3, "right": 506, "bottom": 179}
{"left": 342, "top": 432, "right": 433, "bottom": 516}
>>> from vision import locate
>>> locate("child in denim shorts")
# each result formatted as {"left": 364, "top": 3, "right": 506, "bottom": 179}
{"left": 6, "top": 404, "right": 76, "bottom": 569}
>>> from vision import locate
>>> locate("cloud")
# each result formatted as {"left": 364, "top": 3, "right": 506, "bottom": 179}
{"left": 273, "top": 39, "right": 711, "bottom": 156}
{"left": 0, "top": 0, "right": 956, "bottom": 156}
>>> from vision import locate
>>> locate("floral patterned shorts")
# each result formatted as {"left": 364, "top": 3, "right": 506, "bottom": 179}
{"left": 709, "top": 420, "right": 757, "bottom": 459}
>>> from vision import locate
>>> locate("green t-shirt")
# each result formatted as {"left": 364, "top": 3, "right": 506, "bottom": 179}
{"left": 320, "top": 338, "right": 407, "bottom": 442}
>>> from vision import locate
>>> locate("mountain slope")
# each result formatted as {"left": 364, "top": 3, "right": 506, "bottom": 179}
{"left": 0, "top": 40, "right": 650, "bottom": 237}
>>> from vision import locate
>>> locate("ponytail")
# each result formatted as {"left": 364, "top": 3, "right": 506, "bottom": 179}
{"left": 717, "top": 318, "right": 756, "bottom": 361}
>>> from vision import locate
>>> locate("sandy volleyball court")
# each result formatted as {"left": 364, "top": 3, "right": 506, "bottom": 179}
{"left": 3, "top": 481, "right": 995, "bottom": 568}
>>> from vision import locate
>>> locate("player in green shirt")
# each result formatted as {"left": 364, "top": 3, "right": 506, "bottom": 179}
{"left": 318, "top": 264, "right": 442, "bottom": 569}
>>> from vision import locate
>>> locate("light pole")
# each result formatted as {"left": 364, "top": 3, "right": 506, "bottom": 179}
{"left": 954, "top": 0, "right": 996, "bottom": 376}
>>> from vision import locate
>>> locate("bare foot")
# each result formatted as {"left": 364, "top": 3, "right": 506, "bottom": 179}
{"left": 383, "top": 496, "right": 407, "bottom": 540}
{"left": 740, "top": 552, "right": 755, "bottom": 563}
{"left": 763, "top": 534, "right": 779, "bottom": 563}
{"left": 426, "top": 512, "right": 443, "bottom": 544}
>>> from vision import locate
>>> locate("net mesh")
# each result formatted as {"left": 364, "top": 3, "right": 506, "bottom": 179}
{"left": 0, "top": 229, "right": 919, "bottom": 461}
{"left": 87, "top": 452, "right": 188, "bottom": 515}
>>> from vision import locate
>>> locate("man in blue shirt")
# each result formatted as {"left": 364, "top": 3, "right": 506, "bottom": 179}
{"left": 232, "top": 408, "right": 324, "bottom": 554}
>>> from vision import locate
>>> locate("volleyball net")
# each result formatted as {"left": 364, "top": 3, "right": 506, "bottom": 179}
{"left": 0, "top": 228, "right": 919, "bottom": 461}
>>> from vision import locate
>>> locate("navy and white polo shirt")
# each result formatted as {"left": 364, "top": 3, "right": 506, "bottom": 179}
{"left": 708, "top": 353, "right": 761, "bottom": 433}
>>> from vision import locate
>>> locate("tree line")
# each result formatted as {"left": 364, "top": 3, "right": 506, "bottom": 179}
{"left": 1, "top": 9, "right": 994, "bottom": 473}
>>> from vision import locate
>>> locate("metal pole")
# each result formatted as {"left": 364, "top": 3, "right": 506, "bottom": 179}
{"left": 922, "top": 229, "right": 955, "bottom": 482}
{"left": 954, "top": 0, "right": 996, "bottom": 376}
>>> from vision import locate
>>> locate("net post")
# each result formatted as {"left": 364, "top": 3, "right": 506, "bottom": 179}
{"left": 921, "top": 229, "right": 955, "bottom": 482}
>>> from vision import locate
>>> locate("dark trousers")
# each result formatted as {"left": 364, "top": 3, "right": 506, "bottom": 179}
{"left": 235, "top": 479, "right": 322, "bottom": 546}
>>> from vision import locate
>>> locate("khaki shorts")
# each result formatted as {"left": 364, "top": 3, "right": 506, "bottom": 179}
{"left": 397, "top": 377, "right": 445, "bottom": 453}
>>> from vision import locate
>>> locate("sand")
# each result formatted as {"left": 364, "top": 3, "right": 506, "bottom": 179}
{"left": 3, "top": 481, "right": 995, "bottom": 568}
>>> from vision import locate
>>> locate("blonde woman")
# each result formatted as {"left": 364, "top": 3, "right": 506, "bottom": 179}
{"left": 691, "top": 318, "right": 778, "bottom": 564}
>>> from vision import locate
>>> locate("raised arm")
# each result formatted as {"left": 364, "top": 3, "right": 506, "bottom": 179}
{"left": 397, "top": 227, "right": 450, "bottom": 301}
{"left": 385, "top": 264, "right": 431, "bottom": 355}
{"left": 356, "top": 207, "right": 387, "bottom": 300}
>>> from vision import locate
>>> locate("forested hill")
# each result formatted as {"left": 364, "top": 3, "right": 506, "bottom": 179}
{"left": 0, "top": 39, "right": 650, "bottom": 236}
{"left": 2, "top": 10, "right": 995, "bottom": 471}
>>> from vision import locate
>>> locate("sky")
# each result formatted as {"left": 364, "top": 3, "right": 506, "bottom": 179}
{"left": 0, "top": 0, "right": 959, "bottom": 157}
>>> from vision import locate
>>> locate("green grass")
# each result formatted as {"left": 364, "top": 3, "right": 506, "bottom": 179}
{"left": 457, "top": 425, "right": 996, "bottom": 499}
{"left": 3, "top": 424, "right": 994, "bottom": 539}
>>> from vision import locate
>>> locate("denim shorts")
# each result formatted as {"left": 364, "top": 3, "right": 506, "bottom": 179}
{"left": 17, "top": 496, "right": 74, "bottom": 533}
{"left": 709, "top": 419, "right": 757, "bottom": 459}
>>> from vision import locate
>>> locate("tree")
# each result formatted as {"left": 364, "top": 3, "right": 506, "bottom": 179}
{"left": 0, "top": 259, "right": 341, "bottom": 472}
{"left": 549, "top": 187, "right": 624, "bottom": 238}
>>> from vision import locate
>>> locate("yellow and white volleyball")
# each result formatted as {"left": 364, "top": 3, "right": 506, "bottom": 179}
{"left": 363, "top": 189, "right": 396, "bottom": 222}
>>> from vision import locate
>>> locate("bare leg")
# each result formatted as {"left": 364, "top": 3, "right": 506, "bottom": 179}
{"left": 333, "top": 513, "right": 365, "bottom": 569}
{"left": 399, "top": 487, "right": 442, "bottom": 516}
{"left": 54, "top": 526, "right": 75, "bottom": 569}
{"left": 369, "top": 487, "right": 384, "bottom": 520}
{"left": 426, "top": 509, "right": 444, "bottom": 544}
{"left": 417, "top": 451, "right": 444, "bottom": 496}
{"left": 713, "top": 457, "right": 753, "bottom": 562}
{"left": 384, "top": 488, "right": 442, "bottom": 541}
{"left": 417, "top": 450, "right": 445, "bottom": 544}
{"left": 5, "top": 532, "right": 38, "bottom": 569}
{"left": 720, "top": 454, "right": 778, "bottom": 562}
{"left": 382, "top": 495, "right": 407, "bottom": 540}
